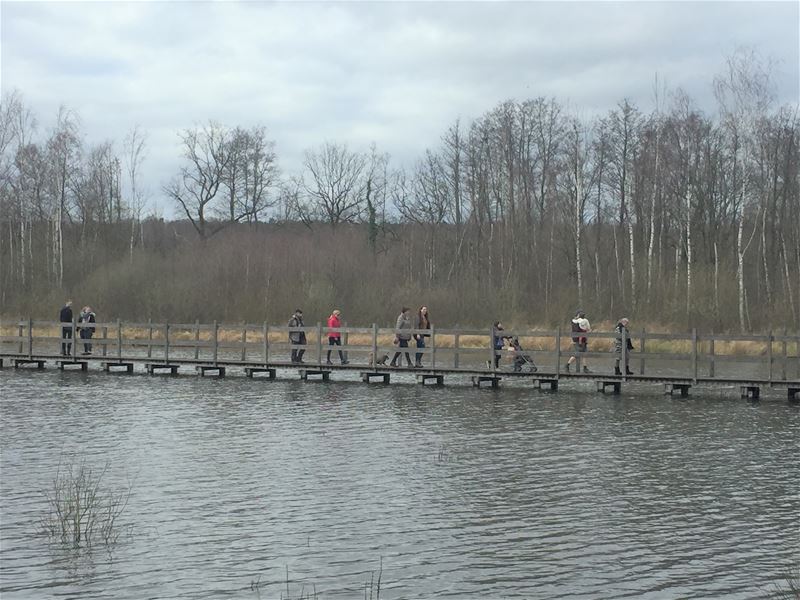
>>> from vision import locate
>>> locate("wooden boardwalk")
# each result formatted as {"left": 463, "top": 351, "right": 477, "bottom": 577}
{"left": 1, "top": 319, "right": 798, "bottom": 399}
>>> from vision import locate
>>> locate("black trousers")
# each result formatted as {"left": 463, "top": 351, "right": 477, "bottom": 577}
{"left": 327, "top": 337, "right": 345, "bottom": 362}
{"left": 391, "top": 339, "right": 413, "bottom": 366}
{"left": 80, "top": 329, "right": 93, "bottom": 353}
{"left": 61, "top": 326, "right": 72, "bottom": 355}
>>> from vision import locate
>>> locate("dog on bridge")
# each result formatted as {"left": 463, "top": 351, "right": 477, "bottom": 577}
{"left": 368, "top": 352, "right": 390, "bottom": 367}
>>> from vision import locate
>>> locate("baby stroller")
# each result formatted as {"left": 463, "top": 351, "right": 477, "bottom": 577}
{"left": 510, "top": 337, "right": 537, "bottom": 372}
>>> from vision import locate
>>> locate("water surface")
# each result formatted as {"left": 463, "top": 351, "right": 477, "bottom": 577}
{"left": 1, "top": 369, "right": 798, "bottom": 599}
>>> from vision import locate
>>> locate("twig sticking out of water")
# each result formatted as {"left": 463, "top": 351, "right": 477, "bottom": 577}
{"left": 40, "top": 454, "right": 133, "bottom": 549}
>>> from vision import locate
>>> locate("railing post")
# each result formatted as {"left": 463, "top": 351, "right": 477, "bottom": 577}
{"left": 147, "top": 318, "right": 153, "bottom": 358}
{"left": 264, "top": 321, "right": 269, "bottom": 367}
{"left": 555, "top": 328, "right": 561, "bottom": 380}
{"left": 639, "top": 328, "right": 645, "bottom": 375}
{"left": 194, "top": 319, "right": 200, "bottom": 360}
{"left": 18, "top": 321, "right": 24, "bottom": 355}
{"left": 102, "top": 325, "right": 108, "bottom": 357}
{"left": 431, "top": 325, "right": 436, "bottom": 370}
{"left": 489, "top": 325, "right": 495, "bottom": 373}
{"left": 622, "top": 326, "right": 628, "bottom": 381}
{"left": 165, "top": 322, "right": 170, "bottom": 364}
{"left": 709, "top": 336, "right": 715, "bottom": 378}
{"left": 241, "top": 323, "right": 247, "bottom": 361}
{"left": 454, "top": 333, "right": 460, "bottom": 368}
{"left": 27, "top": 317, "right": 33, "bottom": 359}
{"left": 691, "top": 328, "right": 698, "bottom": 384}
{"left": 317, "top": 322, "right": 323, "bottom": 366}
{"left": 117, "top": 319, "right": 122, "bottom": 359}
{"left": 781, "top": 328, "right": 787, "bottom": 381}
{"left": 767, "top": 330, "right": 773, "bottom": 384}
{"left": 71, "top": 318, "right": 77, "bottom": 360}
{"left": 343, "top": 321, "right": 349, "bottom": 364}
{"left": 212, "top": 320, "right": 218, "bottom": 366}
{"left": 372, "top": 323, "right": 378, "bottom": 368}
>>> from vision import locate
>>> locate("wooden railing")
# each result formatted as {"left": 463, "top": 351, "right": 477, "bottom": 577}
{"left": 1, "top": 318, "right": 798, "bottom": 383}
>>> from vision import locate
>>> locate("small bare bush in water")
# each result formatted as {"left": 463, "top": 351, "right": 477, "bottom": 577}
{"left": 768, "top": 568, "right": 800, "bottom": 599}
{"left": 40, "top": 456, "right": 132, "bottom": 548}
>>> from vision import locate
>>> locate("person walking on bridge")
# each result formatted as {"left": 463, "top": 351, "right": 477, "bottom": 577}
{"left": 390, "top": 307, "right": 414, "bottom": 368}
{"left": 414, "top": 306, "right": 431, "bottom": 368}
{"left": 565, "top": 310, "right": 591, "bottom": 373}
{"left": 59, "top": 300, "right": 73, "bottom": 356}
{"left": 326, "top": 309, "right": 348, "bottom": 365}
{"left": 288, "top": 309, "right": 306, "bottom": 364}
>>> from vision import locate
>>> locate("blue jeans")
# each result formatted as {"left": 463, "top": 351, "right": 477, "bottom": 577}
{"left": 415, "top": 337, "right": 425, "bottom": 364}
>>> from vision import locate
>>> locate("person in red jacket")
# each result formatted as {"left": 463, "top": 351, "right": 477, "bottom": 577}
{"left": 326, "top": 309, "right": 348, "bottom": 364}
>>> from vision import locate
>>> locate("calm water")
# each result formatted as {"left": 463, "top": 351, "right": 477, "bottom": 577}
{"left": 1, "top": 369, "right": 798, "bottom": 599}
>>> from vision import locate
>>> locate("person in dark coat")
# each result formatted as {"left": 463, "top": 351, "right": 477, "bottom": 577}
{"left": 613, "top": 317, "right": 634, "bottom": 375}
{"left": 59, "top": 300, "right": 73, "bottom": 356}
{"left": 414, "top": 306, "right": 431, "bottom": 368}
{"left": 492, "top": 321, "right": 509, "bottom": 369}
{"left": 78, "top": 306, "right": 96, "bottom": 355}
{"left": 288, "top": 309, "right": 306, "bottom": 363}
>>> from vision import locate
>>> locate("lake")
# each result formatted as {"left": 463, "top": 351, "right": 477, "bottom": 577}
{"left": 1, "top": 368, "right": 798, "bottom": 599}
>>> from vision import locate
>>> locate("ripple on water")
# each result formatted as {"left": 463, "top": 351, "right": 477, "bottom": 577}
{"left": 1, "top": 369, "right": 799, "bottom": 599}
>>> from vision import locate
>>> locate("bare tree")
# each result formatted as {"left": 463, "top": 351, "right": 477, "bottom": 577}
{"left": 164, "top": 122, "right": 232, "bottom": 239}
{"left": 714, "top": 47, "right": 775, "bottom": 331}
{"left": 299, "top": 141, "right": 368, "bottom": 226}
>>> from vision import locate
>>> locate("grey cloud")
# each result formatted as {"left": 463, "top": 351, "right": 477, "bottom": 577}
{"left": 2, "top": 1, "right": 797, "bottom": 214}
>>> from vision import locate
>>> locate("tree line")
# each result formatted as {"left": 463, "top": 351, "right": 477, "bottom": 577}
{"left": 0, "top": 49, "right": 797, "bottom": 331}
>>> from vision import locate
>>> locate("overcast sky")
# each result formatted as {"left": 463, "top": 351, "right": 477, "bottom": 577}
{"left": 1, "top": 1, "right": 798, "bottom": 214}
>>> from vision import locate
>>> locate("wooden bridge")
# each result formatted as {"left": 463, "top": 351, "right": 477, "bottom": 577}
{"left": 1, "top": 319, "right": 798, "bottom": 400}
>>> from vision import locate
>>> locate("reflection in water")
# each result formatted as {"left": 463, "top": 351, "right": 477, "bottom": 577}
{"left": 1, "top": 369, "right": 798, "bottom": 599}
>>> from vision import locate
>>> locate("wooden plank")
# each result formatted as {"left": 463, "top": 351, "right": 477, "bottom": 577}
{"left": 639, "top": 328, "right": 645, "bottom": 375}
{"left": 709, "top": 337, "right": 715, "bottom": 377}
{"left": 767, "top": 330, "right": 773, "bottom": 384}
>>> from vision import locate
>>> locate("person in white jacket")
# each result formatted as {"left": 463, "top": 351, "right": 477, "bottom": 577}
{"left": 565, "top": 310, "right": 591, "bottom": 373}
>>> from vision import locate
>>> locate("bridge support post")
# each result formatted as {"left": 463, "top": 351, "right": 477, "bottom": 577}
{"left": 102, "top": 362, "right": 134, "bottom": 373}
{"left": 664, "top": 383, "right": 691, "bottom": 397}
{"left": 14, "top": 359, "right": 45, "bottom": 369}
{"left": 416, "top": 373, "right": 443, "bottom": 386}
{"left": 740, "top": 385, "right": 760, "bottom": 400}
{"left": 146, "top": 364, "right": 179, "bottom": 375}
{"left": 299, "top": 369, "right": 330, "bottom": 381}
{"left": 597, "top": 380, "right": 621, "bottom": 394}
{"left": 534, "top": 378, "right": 558, "bottom": 391}
{"left": 472, "top": 375, "right": 500, "bottom": 388}
{"left": 245, "top": 367, "right": 276, "bottom": 379}
{"left": 57, "top": 360, "right": 88, "bottom": 371}
{"left": 362, "top": 372, "right": 390, "bottom": 384}
{"left": 788, "top": 387, "right": 800, "bottom": 402}
{"left": 197, "top": 366, "right": 225, "bottom": 378}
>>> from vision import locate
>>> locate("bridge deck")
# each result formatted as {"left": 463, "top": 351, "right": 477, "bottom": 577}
{"left": 2, "top": 319, "right": 798, "bottom": 395}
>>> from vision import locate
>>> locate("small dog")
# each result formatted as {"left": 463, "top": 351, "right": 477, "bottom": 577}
{"left": 369, "top": 352, "right": 389, "bottom": 367}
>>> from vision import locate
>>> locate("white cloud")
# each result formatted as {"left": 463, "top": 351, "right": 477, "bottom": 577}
{"left": 1, "top": 1, "right": 798, "bottom": 214}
